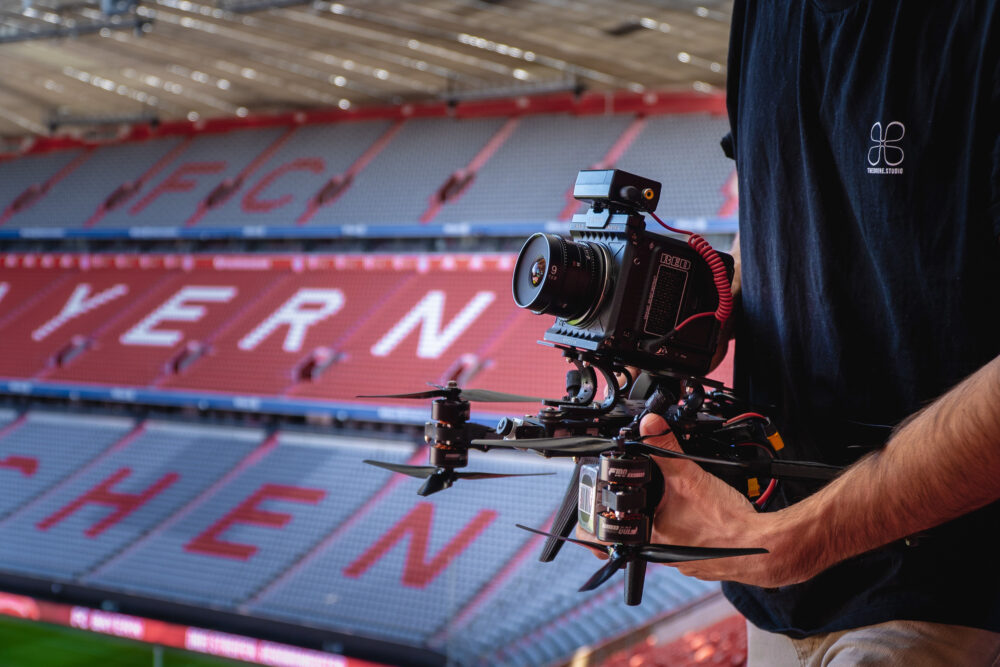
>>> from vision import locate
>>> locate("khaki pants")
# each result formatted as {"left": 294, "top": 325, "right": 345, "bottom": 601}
{"left": 747, "top": 620, "right": 1000, "bottom": 666}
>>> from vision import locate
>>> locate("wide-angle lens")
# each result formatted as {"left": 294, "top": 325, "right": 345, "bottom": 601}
{"left": 512, "top": 233, "right": 607, "bottom": 322}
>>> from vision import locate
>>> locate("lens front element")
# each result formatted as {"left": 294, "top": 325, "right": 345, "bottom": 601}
{"left": 512, "top": 233, "right": 608, "bottom": 323}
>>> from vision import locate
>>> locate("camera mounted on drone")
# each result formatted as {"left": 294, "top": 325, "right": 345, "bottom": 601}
{"left": 512, "top": 169, "right": 735, "bottom": 378}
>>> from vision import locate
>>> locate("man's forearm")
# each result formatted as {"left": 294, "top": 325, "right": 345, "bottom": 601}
{"left": 766, "top": 354, "right": 1000, "bottom": 583}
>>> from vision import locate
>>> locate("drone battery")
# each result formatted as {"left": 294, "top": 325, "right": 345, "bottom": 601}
{"left": 578, "top": 462, "right": 599, "bottom": 535}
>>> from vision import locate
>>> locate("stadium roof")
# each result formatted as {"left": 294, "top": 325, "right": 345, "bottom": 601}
{"left": 0, "top": 0, "right": 732, "bottom": 137}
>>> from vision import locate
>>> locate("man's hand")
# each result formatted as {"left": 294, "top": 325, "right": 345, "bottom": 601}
{"left": 639, "top": 413, "right": 822, "bottom": 588}
{"left": 640, "top": 354, "right": 1000, "bottom": 588}
{"left": 572, "top": 412, "right": 822, "bottom": 587}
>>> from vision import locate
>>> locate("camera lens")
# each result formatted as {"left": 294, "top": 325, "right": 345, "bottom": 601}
{"left": 512, "top": 233, "right": 609, "bottom": 323}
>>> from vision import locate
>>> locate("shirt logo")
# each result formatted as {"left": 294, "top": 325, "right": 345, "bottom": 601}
{"left": 867, "top": 121, "right": 905, "bottom": 175}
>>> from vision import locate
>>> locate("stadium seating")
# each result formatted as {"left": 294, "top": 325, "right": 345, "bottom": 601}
{"left": 614, "top": 114, "right": 735, "bottom": 219}
{"left": 0, "top": 419, "right": 262, "bottom": 579}
{"left": 430, "top": 113, "right": 633, "bottom": 225}
{"left": 0, "top": 413, "right": 719, "bottom": 665}
{"left": 96, "top": 127, "right": 291, "bottom": 229}
{"left": 0, "top": 412, "right": 135, "bottom": 520}
{"left": 193, "top": 120, "right": 395, "bottom": 228}
{"left": 0, "top": 253, "right": 574, "bottom": 417}
{"left": 443, "top": 542, "right": 716, "bottom": 666}
{"left": 250, "top": 449, "right": 572, "bottom": 645}
{"left": 0, "top": 150, "right": 90, "bottom": 226}
{"left": 0, "top": 109, "right": 736, "bottom": 235}
{"left": 84, "top": 432, "right": 417, "bottom": 607}
{"left": 0, "top": 251, "right": 731, "bottom": 413}
{"left": 11, "top": 136, "right": 188, "bottom": 229}
{"left": 306, "top": 116, "right": 508, "bottom": 227}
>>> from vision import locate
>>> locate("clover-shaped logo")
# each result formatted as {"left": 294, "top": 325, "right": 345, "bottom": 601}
{"left": 868, "top": 121, "right": 905, "bottom": 167}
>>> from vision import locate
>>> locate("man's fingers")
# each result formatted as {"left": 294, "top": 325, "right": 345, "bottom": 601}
{"left": 639, "top": 413, "right": 682, "bottom": 452}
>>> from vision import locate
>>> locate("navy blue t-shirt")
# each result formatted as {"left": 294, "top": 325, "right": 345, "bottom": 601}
{"left": 722, "top": 1, "right": 1000, "bottom": 636}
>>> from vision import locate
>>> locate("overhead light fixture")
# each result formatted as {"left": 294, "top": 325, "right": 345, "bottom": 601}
{"left": 0, "top": 4, "right": 153, "bottom": 44}
{"left": 441, "top": 77, "right": 581, "bottom": 104}
{"left": 100, "top": 0, "right": 137, "bottom": 16}
{"left": 604, "top": 20, "right": 644, "bottom": 37}
{"left": 46, "top": 111, "right": 160, "bottom": 134}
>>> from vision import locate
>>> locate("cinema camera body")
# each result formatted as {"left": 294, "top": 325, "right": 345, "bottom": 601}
{"left": 512, "top": 169, "right": 734, "bottom": 378}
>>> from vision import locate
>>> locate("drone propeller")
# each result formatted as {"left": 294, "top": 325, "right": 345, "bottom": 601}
{"left": 474, "top": 434, "right": 754, "bottom": 469}
{"left": 364, "top": 460, "right": 554, "bottom": 496}
{"left": 481, "top": 435, "right": 842, "bottom": 481}
{"left": 363, "top": 460, "right": 439, "bottom": 479}
{"left": 358, "top": 383, "right": 543, "bottom": 403}
{"left": 516, "top": 524, "right": 765, "bottom": 563}
{"left": 471, "top": 435, "right": 617, "bottom": 455}
{"left": 515, "top": 524, "right": 766, "bottom": 595}
{"left": 580, "top": 553, "right": 628, "bottom": 591}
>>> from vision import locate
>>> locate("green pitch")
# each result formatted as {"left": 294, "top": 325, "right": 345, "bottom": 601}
{"left": 0, "top": 615, "right": 251, "bottom": 667}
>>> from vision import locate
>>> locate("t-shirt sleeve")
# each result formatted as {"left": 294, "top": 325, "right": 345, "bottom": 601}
{"left": 991, "top": 146, "right": 1000, "bottom": 239}
{"left": 992, "top": 21, "right": 1000, "bottom": 239}
{"left": 991, "top": 128, "right": 1000, "bottom": 241}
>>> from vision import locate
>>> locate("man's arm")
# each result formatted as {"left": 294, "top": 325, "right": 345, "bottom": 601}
{"left": 645, "top": 353, "right": 1000, "bottom": 587}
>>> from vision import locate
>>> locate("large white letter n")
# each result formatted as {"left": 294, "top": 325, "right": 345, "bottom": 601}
{"left": 370, "top": 290, "right": 495, "bottom": 360}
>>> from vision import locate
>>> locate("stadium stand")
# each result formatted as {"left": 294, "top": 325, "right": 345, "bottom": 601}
{"left": 249, "top": 450, "right": 573, "bottom": 646}
{"left": 0, "top": 253, "right": 578, "bottom": 416}
{"left": 308, "top": 116, "right": 509, "bottom": 227}
{"left": 0, "top": 412, "right": 134, "bottom": 520}
{"left": 43, "top": 268, "right": 280, "bottom": 387}
{"left": 0, "top": 419, "right": 263, "bottom": 579}
{"left": 10, "top": 136, "right": 188, "bottom": 230}
{"left": 194, "top": 120, "right": 396, "bottom": 228}
{"left": 615, "top": 114, "right": 735, "bottom": 219}
{"left": 430, "top": 113, "right": 634, "bottom": 225}
{"left": 98, "top": 127, "right": 291, "bottom": 229}
{"left": 0, "top": 149, "right": 91, "bottom": 227}
{"left": 0, "top": 103, "right": 736, "bottom": 238}
{"left": 83, "top": 432, "right": 418, "bottom": 607}
{"left": 0, "top": 252, "right": 731, "bottom": 412}
{"left": 1, "top": 99, "right": 742, "bottom": 667}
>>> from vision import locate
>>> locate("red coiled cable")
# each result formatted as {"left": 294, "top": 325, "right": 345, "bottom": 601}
{"left": 649, "top": 211, "right": 733, "bottom": 331}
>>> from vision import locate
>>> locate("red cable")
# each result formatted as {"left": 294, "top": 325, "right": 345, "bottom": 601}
{"left": 755, "top": 479, "right": 777, "bottom": 507}
{"left": 649, "top": 211, "right": 733, "bottom": 330}
{"left": 722, "top": 412, "right": 769, "bottom": 426}
{"left": 736, "top": 441, "right": 777, "bottom": 507}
